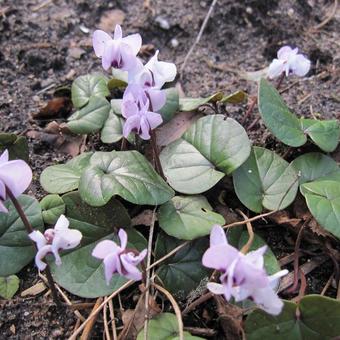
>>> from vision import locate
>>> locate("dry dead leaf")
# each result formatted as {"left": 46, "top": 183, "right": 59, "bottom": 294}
{"left": 21, "top": 282, "right": 46, "bottom": 297}
{"left": 131, "top": 210, "right": 156, "bottom": 227}
{"left": 32, "top": 97, "right": 72, "bottom": 119}
{"left": 269, "top": 211, "right": 301, "bottom": 228}
{"left": 99, "top": 9, "right": 125, "bottom": 33}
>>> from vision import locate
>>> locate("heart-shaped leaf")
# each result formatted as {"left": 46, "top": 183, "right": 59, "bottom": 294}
{"left": 160, "top": 115, "right": 251, "bottom": 194}
{"left": 40, "top": 194, "right": 66, "bottom": 225}
{"left": 0, "top": 275, "right": 20, "bottom": 299}
{"left": 79, "top": 151, "right": 174, "bottom": 206}
{"left": 233, "top": 147, "right": 299, "bottom": 213}
{"left": 67, "top": 95, "right": 111, "bottom": 134}
{"left": 71, "top": 74, "right": 109, "bottom": 109}
{"left": 159, "top": 87, "right": 179, "bottom": 123}
{"left": 40, "top": 152, "right": 93, "bottom": 194}
{"left": 0, "top": 133, "right": 29, "bottom": 162}
{"left": 158, "top": 195, "right": 225, "bottom": 240}
{"left": 50, "top": 192, "right": 145, "bottom": 297}
{"left": 111, "top": 99, "right": 123, "bottom": 115}
{"left": 301, "top": 180, "right": 340, "bottom": 239}
{"left": 300, "top": 118, "right": 339, "bottom": 152}
{"left": 292, "top": 153, "right": 338, "bottom": 185}
{"left": 179, "top": 92, "right": 223, "bottom": 111}
{"left": 245, "top": 295, "right": 340, "bottom": 339}
{"left": 259, "top": 78, "right": 306, "bottom": 147}
{"left": 101, "top": 111, "right": 125, "bottom": 144}
{"left": 221, "top": 90, "right": 247, "bottom": 104}
{"left": 137, "top": 313, "right": 203, "bottom": 340}
{"left": 0, "top": 195, "right": 44, "bottom": 276}
{"left": 155, "top": 232, "right": 210, "bottom": 299}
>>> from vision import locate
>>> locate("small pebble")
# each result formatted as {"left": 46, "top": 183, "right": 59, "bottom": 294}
{"left": 79, "top": 24, "right": 89, "bottom": 34}
{"left": 170, "top": 38, "right": 179, "bottom": 48}
{"left": 155, "top": 16, "right": 170, "bottom": 30}
{"left": 246, "top": 6, "right": 253, "bottom": 14}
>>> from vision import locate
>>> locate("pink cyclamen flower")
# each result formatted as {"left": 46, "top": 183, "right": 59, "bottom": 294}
{"left": 122, "top": 84, "right": 163, "bottom": 140}
{"left": 268, "top": 46, "right": 311, "bottom": 79}
{"left": 92, "top": 229, "right": 147, "bottom": 284}
{"left": 0, "top": 149, "right": 32, "bottom": 213}
{"left": 93, "top": 24, "right": 142, "bottom": 71}
{"left": 29, "top": 215, "right": 82, "bottom": 271}
{"left": 202, "top": 225, "right": 288, "bottom": 315}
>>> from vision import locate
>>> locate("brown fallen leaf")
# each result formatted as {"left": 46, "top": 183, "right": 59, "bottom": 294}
{"left": 32, "top": 97, "right": 72, "bottom": 119}
{"left": 268, "top": 210, "right": 301, "bottom": 228}
{"left": 99, "top": 9, "right": 125, "bottom": 33}
{"left": 131, "top": 209, "right": 156, "bottom": 227}
{"left": 21, "top": 282, "right": 46, "bottom": 297}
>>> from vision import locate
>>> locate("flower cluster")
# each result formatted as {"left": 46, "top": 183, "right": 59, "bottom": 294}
{"left": 0, "top": 149, "right": 32, "bottom": 213}
{"left": 202, "top": 225, "right": 288, "bottom": 315}
{"left": 268, "top": 46, "right": 310, "bottom": 79}
{"left": 29, "top": 215, "right": 82, "bottom": 271}
{"left": 92, "top": 229, "right": 147, "bottom": 284}
{"left": 93, "top": 25, "right": 177, "bottom": 140}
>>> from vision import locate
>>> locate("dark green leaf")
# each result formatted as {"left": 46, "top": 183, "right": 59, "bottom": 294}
{"left": 0, "top": 133, "right": 29, "bottom": 162}
{"left": 179, "top": 92, "right": 223, "bottom": 111}
{"left": 40, "top": 194, "right": 66, "bottom": 225}
{"left": 0, "top": 275, "right": 20, "bottom": 299}
{"left": 159, "top": 87, "right": 179, "bottom": 122}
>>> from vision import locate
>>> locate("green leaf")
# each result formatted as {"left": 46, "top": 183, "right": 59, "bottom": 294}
{"left": 79, "top": 151, "right": 174, "bottom": 206}
{"left": 292, "top": 153, "right": 339, "bottom": 185}
{"left": 258, "top": 78, "right": 306, "bottom": 147}
{"left": 67, "top": 95, "right": 111, "bottom": 134}
{"left": 158, "top": 195, "right": 225, "bottom": 240}
{"left": 0, "top": 133, "right": 29, "bottom": 162}
{"left": 179, "top": 92, "right": 223, "bottom": 111}
{"left": 301, "top": 180, "right": 340, "bottom": 239}
{"left": 221, "top": 90, "right": 247, "bottom": 104}
{"left": 300, "top": 118, "right": 340, "bottom": 152}
{"left": 0, "top": 275, "right": 20, "bottom": 299}
{"left": 40, "top": 194, "right": 66, "bottom": 225}
{"left": 50, "top": 192, "right": 143, "bottom": 298}
{"left": 71, "top": 74, "right": 109, "bottom": 109}
{"left": 159, "top": 88, "right": 179, "bottom": 122}
{"left": 107, "top": 78, "right": 127, "bottom": 90}
{"left": 100, "top": 111, "right": 125, "bottom": 144}
{"left": 245, "top": 295, "right": 340, "bottom": 340}
{"left": 40, "top": 152, "right": 93, "bottom": 194}
{"left": 155, "top": 232, "right": 210, "bottom": 299}
{"left": 137, "top": 313, "right": 204, "bottom": 340}
{"left": 233, "top": 147, "right": 299, "bottom": 213}
{"left": 160, "top": 115, "right": 251, "bottom": 194}
{"left": 111, "top": 99, "right": 123, "bottom": 115}
{"left": 0, "top": 195, "right": 44, "bottom": 276}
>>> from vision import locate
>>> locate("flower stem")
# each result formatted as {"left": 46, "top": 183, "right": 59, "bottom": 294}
{"left": 6, "top": 187, "right": 61, "bottom": 307}
{"left": 150, "top": 130, "right": 165, "bottom": 180}
{"left": 276, "top": 72, "right": 285, "bottom": 90}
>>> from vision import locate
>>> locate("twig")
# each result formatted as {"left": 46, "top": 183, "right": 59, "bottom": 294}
{"left": 183, "top": 327, "right": 216, "bottom": 337}
{"left": 320, "top": 274, "right": 333, "bottom": 296}
{"left": 68, "top": 280, "right": 134, "bottom": 340}
{"left": 241, "top": 97, "right": 257, "bottom": 125}
{"left": 312, "top": 0, "right": 338, "bottom": 31}
{"left": 108, "top": 300, "right": 117, "bottom": 340}
{"left": 150, "top": 129, "right": 165, "bottom": 180}
{"left": 180, "top": 0, "right": 218, "bottom": 76}
{"left": 80, "top": 297, "right": 103, "bottom": 340}
{"left": 153, "top": 283, "right": 184, "bottom": 340}
{"left": 237, "top": 210, "right": 254, "bottom": 254}
{"left": 103, "top": 301, "right": 111, "bottom": 340}
{"left": 182, "top": 291, "right": 213, "bottom": 316}
{"left": 143, "top": 209, "right": 157, "bottom": 340}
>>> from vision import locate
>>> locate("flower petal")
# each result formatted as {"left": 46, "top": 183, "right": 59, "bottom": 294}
{"left": 29, "top": 230, "right": 47, "bottom": 249}
{"left": 102, "top": 40, "right": 119, "bottom": 70}
{"left": 277, "top": 46, "right": 295, "bottom": 60}
{"left": 252, "top": 285, "right": 284, "bottom": 315}
{"left": 120, "top": 253, "right": 143, "bottom": 281}
{"left": 207, "top": 282, "right": 225, "bottom": 295}
{"left": 0, "top": 149, "right": 9, "bottom": 164}
{"left": 291, "top": 54, "right": 310, "bottom": 77}
{"left": 145, "top": 111, "right": 163, "bottom": 130}
{"left": 123, "top": 115, "right": 141, "bottom": 138}
{"left": 0, "top": 180, "right": 6, "bottom": 200}
{"left": 210, "top": 225, "right": 227, "bottom": 247}
{"left": 92, "top": 240, "right": 119, "bottom": 259}
{"left": 114, "top": 24, "right": 123, "bottom": 40}
{"left": 54, "top": 214, "right": 70, "bottom": 231}
{"left": 139, "top": 116, "right": 151, "bottom": 140}
{"left": 202, "top": 244, "right": 239, "bottom": 271}
{"left": 93, "top": 30, "right": 112, "bottom": 58}
{"left": 146, "top": 88, "right": 166, "bottom": 111}
{"left": 244, "top": 245, "right": 267, "bottom": 269}
{"left": 268, "top": 59, "right": 285, "bottom": 79}
{"left": 103, "top": 253, "right": 119, "bottom": 284}
{"left": 118, "top": 229, "right": 128, "bottom": 250}
{"left": 34, "top": 245, "right": 52, "bottom": 271}
{"left": 0, "top": 200, "right": 8, "bottom": 213}
{"left": 122, "top": 33, "right": 142, "bottom": 55}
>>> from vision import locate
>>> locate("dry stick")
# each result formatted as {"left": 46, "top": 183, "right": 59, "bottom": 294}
{"left": 80, "top": 297, "right": 103, "bottom": 340}
{"left": 143, "top": 208, "right": 157, "bottom": 340}
{"left": 182, "top": 291, "right": 213, "bottom": 316}
{"left": 103, "top": 301, "right": 111, "bottom": 340}
{"left": 237, "top": 210, "right": 255, "bottom": 254}
{"left": 6, "top": 187, "right": 61, "bottom": 307}
{"left": 312, "top": 0, "right": 338, "bottom": 31}
{"left": 68, "top": 280, "right": 134, "bottom": 340}
{"left": 108, "top": 299, "right": 118, "bottom": 340}
{"left": 320, "top": 273, "right": 333, "bottom": 296}
{"left": 153, "top": 283, "right": 184, "bottom": 340}
{"left": 180, "top": 0, "right": 218, "bottom": 76}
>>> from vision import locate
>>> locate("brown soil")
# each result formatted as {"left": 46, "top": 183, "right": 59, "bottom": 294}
{"left": 0, "top": 0, "right": 339, "bottom": 338}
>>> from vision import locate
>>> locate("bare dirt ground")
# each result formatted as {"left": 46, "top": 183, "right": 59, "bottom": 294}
{"left": 0, "top": 0, "right": 339, "bottom": 338}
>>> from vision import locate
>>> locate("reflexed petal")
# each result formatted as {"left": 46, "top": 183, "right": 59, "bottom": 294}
{"left": 29, "top": 230, "right": 47, "bottom": 249}
{"left": 118, "top": 229, "right": 128, "bottom": 250}
{"left": 224, "top": 258, "right": 238, "bottom": 300}
{"left": 202, "top": 244, "right": 238, "bottom": 270}
{"left": 268, "top": 269, "right": 288, "bottom": 289}
{"left": 0, "top": 160, "right": 32, "bottom": 197}
{"left": 252, "top": 285, "right": 284, "bottom": 315}
{"left": 53, "top": 229, "right": 82, "bottom": 251}
{"left": 93, "top": 30, "right": 112, "bottom": 58}
{"left": 122, "top": 99, "right": 139, "bottom": 119}
{"left": 123, "top": 115, "right": 141, "bottom": 138}
{"left": 207, "top": 282, "right": 225, "bottom": 295}
{"left": 54, "top": 214, "right": 70, "bottom": 231}
{"left": 34, "top": 245, "right": 52, "bottom": 271}
{"left": 114, "top": 24, "right": 123, "bottom": 40}
{"left": 268, "top": 59, "right": 285, "bottom": 79}
{"left": 139, "top": 116, "right": 151, "bottom": 140}
{"left": 210, "top": 225, "right": 227, "bottom": 247}
{"left": 102, "top": 41, "right": 119, "bottom": 70}
{"left": 291, "top": 54, "right": 310, "bottom": 77}
{"left": 122, "top": 33, "right": 142, "bottom": 55}
{"left": 92, "top": 240, "right": 119, "bottom": 259}
{"left": 0, "top": 149, "right": 9, "bottom": 164}
{"left": 244, "top": 245, "right": 267, "bottom": 269}
{"left": 119, "top": 44, "right": 138, "bottom": 71}
{"left": 146, "top": 88, "right": 166, "bottom": 111}
{"left": 103, "top": 253, "right": 119, "bottom": 284}
{"left": 145, "top": 111, "right": 163, "bottom": 130}
{"left": 277, "top": 46, "right": 296, "bottom": 60}
{"left": 120, "top": 253, "right": 143, "bottom": 281}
